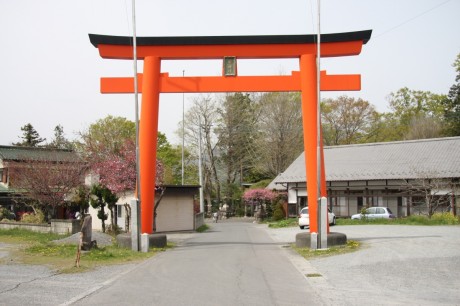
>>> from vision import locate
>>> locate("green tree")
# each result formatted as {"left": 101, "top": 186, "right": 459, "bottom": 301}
{"left": 443, "top": 53, "right": 460, "bottom": 136}
{"left": 386, "top": 88, "right": 446, "bottom": 140}
{"left": 216, "top": 93, "right": 258, "bottom": 200}
{"left": 14, "top": 123, "right": 46, "bottom": 147}
{"left": 321, "top": 96, "right": 380, "bottom": 145}
{"left": 157, "top": 132, "right": 197, "bottom": 185}
{"left": 48, "top": 125, "right": 73, "bottom": 150}
{"left": 79, "top": 115, "right": 136, "bottom": 158}
{"left": 365, "top": 112, "right": 405, "bottom": 143}
{"left": 255, "top": 92, "right": 303, "bottom": 178}
{"left": 90, "top": 184, "right": 118, "bottom": 233}
{"left": 70, "top": 185, "right": 90, "bottom": 220}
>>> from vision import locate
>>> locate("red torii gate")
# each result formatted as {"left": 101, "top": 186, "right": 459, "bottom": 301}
{"left": 89, "top": 30, "right": 371, "bottom": 234}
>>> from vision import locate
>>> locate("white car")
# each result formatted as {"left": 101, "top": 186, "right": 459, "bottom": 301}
{"left": 298, "top": 207, "right": 336, "bottom": 230}
{"left": 351, "top": 207, "right": 395, "bottom": 220}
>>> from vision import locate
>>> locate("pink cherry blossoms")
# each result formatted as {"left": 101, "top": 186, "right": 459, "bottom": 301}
{"left": 242, "top": 188, "right": 276, "bottom": 205}
{"left": 95, "top": 140, "right": 164, "bottom": 194}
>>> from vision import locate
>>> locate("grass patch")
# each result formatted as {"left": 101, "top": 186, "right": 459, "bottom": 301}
{"left": 196, "top": 224, "right": 210, "bottom": 233}
{"left": 22, "top": 243, "right": 164, "bottom": 273}
{"left": 266, "top": 212, "right": 459, "bottom": 228}
{"left": 292, "top": 240, "right": 360, "bottom": 259}
{"left": 336, "top": 213, "right": 460, "bottom": 226}
{"left": 0, "top": 228, "right": 167, "bottom": 273}
{"left": 336, "top": 218, "right": 395, "bottom": 226}
{"left": 0, "top": 228, "right": 66, "bottom": 244}
{"left": 267, "top": 218, "right": 298, "bottom": 228}
{"left": 306, "top": 273, "right": 322, "bottom": 277}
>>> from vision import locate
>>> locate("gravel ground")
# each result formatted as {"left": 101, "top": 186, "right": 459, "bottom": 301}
{"left": 266, "top": 225, "right": 460, "bottom": 306}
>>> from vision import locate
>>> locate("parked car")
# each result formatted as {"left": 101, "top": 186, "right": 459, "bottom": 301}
{"left": 351, "top": 207, "right": 395, "bottom": 220}
{"left": 298, "top": 207, "right": 336, "bottom": 229}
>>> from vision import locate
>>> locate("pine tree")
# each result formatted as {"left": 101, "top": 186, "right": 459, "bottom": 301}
{"left": 443, "top": 53, "right": 460, "bottom": 136}
{"left": 49, "top": 125, "right": 72, "bottom": 149}
{"left": 14, "top": 123, "right": 46, "bottom": 147}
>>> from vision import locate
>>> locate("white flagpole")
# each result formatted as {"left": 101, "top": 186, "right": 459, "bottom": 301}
{"left": 132, "top": 0, "right": 141, "bottom": 251}
{"left": 316, "top": 0, "right": 323, "bottom": 249}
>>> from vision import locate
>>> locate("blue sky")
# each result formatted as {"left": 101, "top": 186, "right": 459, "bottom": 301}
{"left": 0, "top": 0, "right": 458, "bottom": 145}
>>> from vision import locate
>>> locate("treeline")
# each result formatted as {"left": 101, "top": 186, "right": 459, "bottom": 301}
{"left": 179, "top": 53, "right": 459, "bottom": 204}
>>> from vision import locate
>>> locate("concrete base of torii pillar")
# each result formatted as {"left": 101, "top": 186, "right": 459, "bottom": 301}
{"left": 295, "top": 232, "right": 347, "bottom": 249}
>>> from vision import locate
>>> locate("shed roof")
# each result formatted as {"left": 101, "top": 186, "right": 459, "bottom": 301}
{"left": 272, "top": 137, "right": 460, "bottom": 185}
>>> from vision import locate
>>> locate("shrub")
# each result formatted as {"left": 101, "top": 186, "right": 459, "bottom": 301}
{"left": 21, "top": 211, "right": 45, "bottom": 224}
{"left": 402, "top": 215, "right": 432, "bottom": 225}
{"left": 249, "top": 179, "right": 273, "bottom": 189}
{"left": 272, "top": 204, "right": 285, "bottom": 221}
{"left": 0, "top": 207, "right": 16, "bottom": 220}
{"left": 235, "top": 206, "right": 245, "bottom": 217}
{"left": 106, "top": 224, "right": 122, "bottom": 235}
{"left": 196, "top": 224, "right": 209, "bottom": 233}
{"left": 431, "top": 212, "right": 460, "bottom": 225}
{"left": 1, "top": 218, "right": 14, "bottom": 223}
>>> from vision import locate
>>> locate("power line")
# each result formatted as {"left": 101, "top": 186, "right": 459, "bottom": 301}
{"left": 375, "top": 0, "right": 452, "bottom": 39}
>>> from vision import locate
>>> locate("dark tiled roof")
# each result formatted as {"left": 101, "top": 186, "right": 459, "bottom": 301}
{"left": 0, "top": 145, "right": 79, "bottom": 163}
{"left": 272, "top": 137, "right": 460, "bottom": 184}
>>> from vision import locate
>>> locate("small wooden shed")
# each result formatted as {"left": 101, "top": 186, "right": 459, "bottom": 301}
{"left": 155, "top": 185, "right": 200, "bottom": 232}
{"left": 94, "top": 185, "right": 200, "bottom": 233}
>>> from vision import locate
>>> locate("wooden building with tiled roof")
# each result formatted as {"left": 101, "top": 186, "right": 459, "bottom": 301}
{"left": 269, "top": 137, "right": 460, "bottom": 218}
{"left": 0, "top": 145, "right": 80, "bottom": 208}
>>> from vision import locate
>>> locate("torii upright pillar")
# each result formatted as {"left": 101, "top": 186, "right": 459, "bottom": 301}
{"left": 139, "top": 56, "right": 161, "bottom": 233}
{"left": 89, "top": 30, "right": 372, "bottom": 235}
{"left": 300, "top": 53, "right": 320, "bottom": 229}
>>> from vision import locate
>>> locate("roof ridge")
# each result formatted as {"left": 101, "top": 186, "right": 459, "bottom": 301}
{"left": 324, "top": 136, "right": 460, "bottom": 150}
{"left": 0, "top": 145, "right": 73, "bottom": 153}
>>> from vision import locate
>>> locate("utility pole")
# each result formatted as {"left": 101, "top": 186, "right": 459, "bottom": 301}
{"left": 198, "top": 117, "right": 204, "bottom": 213}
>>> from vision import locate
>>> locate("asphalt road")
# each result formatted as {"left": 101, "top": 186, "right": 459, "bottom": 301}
{"left": 71, "top": 220, "right": 322, "bottom": 306}
{"left": 1, "top": 221, "right": 459, "bottom": 305}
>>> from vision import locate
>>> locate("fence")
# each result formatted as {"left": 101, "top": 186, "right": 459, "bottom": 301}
{"left": 0, "top": 219, "right": 81, "bottom": 235}
{"left": 195, "top": 212, "right": 204, "bottom": 229}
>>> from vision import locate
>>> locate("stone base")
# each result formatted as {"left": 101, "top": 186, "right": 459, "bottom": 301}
{"left": 117, "top": 233, "right": 167, "bottom": 249}
{"left": 295, "top": 232, "right": 347, "bottom": 248}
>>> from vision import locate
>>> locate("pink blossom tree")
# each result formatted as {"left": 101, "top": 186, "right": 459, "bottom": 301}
{"left": 243, "top": 189, "right": 276, "bottom": 219}
{"left": 95, "top": 140, "right": 164, "bottom": 194}
{"left": 93, "top": 139, "right": 165, "bottom": 231}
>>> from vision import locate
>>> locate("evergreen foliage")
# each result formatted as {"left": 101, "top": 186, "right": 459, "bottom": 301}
{"left": 14, "top": 123, "right": 46, "bottom": 147}
{"left": 90, "top": 184, "right": 118, "bottom": 233}
{"left": 443, "top": 53, "right": 460, "bottom": 136}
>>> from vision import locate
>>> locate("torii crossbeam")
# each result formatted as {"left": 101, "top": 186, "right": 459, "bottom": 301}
{"left": 89, "top": 30, "right": 372, "bottom": 234}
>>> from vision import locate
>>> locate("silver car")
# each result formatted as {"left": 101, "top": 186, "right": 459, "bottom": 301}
{"left": 351, "top": 207, "right": 395, "bottom": 220}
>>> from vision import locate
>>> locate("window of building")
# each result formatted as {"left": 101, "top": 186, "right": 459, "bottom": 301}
{"left": 287, "top": 204, "right": 298, "bottom": 217}
{"left": 0, "top": 168, "right": 7, "bottom": 184}
{"left": 357, "top": 196, "right": 364, "bottom": 211}
{"left": 299, "top": 196, "right": 307, "bottom": 208}
{"left": 117, "top": 205, "right": 123, "bottom": 218}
